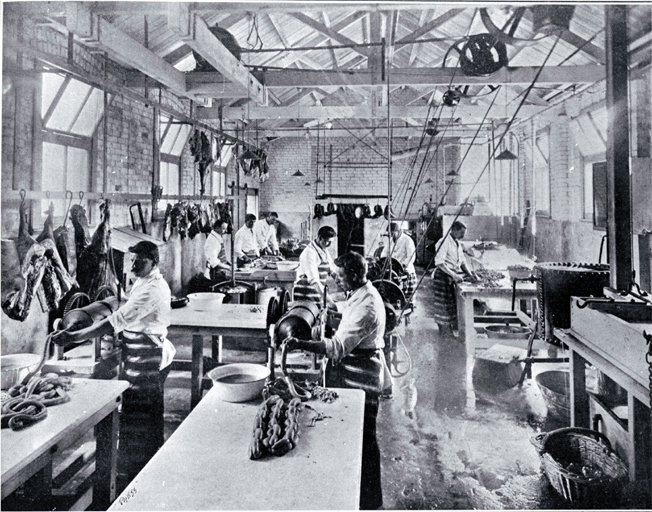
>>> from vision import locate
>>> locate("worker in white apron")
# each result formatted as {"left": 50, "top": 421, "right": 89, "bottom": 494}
{"left": 294, "top": 225, "right": 337, "bottom": 307}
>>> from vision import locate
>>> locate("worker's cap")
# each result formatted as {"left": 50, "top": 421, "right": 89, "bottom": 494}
{"left": 128, "top": 241, "right": 159, "bottom": 264}
{"left": 245, "top": 214, "right": 257, "bottom": 223}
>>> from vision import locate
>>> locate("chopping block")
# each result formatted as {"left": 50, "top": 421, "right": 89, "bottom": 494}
{"left": 472, "top": 344, "right": 527, "bottom": 392}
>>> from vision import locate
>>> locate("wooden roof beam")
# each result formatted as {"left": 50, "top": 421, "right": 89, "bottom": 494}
{"left": 167, "top": 4, "right": 267, "bottom": 105}
{"left": 199, "top": 104, "right": 547, "bottom": 122}
{"left": 64, "top": 3, "right": 206, "bottom": 103}
{"left": 289, "top": 12, "right": 371, "bottom": 58}
{"left": 261, "top": 64, "right": 605, "bottom": 88}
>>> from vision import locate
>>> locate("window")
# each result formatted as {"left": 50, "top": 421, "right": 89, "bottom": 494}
{"left": 582, "top": 160, "right": 594, "bottom": 220}
{"left": 159, "top": 160, "right": 180, "bottom": 198}
{"left": 591, "top": 161, "right": 607, "bottom": 229}
{"left": 534, "top": 129, "right": 551, "bottom": 216}
{"left": 42, "top": 73, "right": 108, "bottom": 137}
{"left": 40, "top": 73, "right": 98, "bottom": 218}
{"left": 211, "top": 167, "right": 226, "bottom": 197}
{"left": 159, "top": 114, "right": 192, "bottom": 203}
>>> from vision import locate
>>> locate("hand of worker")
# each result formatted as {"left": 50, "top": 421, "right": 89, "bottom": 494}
{"left": 283, "top": 336, "right": 299, "bottom": 351}
{"left": 452, "top": 273, "right": 464, "bottom": 284}
{"left": 51, "top": 329, "right": 75, "bottom": 346}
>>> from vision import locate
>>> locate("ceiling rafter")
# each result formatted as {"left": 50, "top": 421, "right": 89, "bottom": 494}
{"left": 167, "top": 4, "right": 266, "bottom": 104}
{"left": 261, "top": 64, "right": 604, "bottom": 88}
{"left": 289, "top": 12, "right": 371, "bottom": 58}
{"left": 199, "top": 104, "right": 547, "bottom": 122}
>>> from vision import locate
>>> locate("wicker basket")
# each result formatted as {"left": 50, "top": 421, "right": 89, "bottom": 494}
{"left": 538, "top": 427, "right": 628, "bottom": 508}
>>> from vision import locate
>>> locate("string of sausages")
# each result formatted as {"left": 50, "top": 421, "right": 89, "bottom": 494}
{"left": 249, "top": 395, "right": 303, "bottom": 460}
{"left": 1, "top": 374, "right": 71, "bottom": 431}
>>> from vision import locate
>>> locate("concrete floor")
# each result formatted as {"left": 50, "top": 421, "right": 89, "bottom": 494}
{"left": 160, "top": 271, "right": 639, "bottom": 510}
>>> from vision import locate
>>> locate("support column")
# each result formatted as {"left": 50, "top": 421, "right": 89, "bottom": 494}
{"left": 605, "top": 5, "right": 633, "bottom": 291}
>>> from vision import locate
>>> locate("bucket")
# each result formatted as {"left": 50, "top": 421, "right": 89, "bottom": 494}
{"left": 535, "top": 370, "right": 570, "bottom": 422}
{"left": 257, "top": 287, "right": 279, "bottom": 305}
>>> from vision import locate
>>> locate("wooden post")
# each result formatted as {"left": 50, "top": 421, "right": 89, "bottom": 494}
{"left": 605, "top": 5, "right": 633, "bottom": 291}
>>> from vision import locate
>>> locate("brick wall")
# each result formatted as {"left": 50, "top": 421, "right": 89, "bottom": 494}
{"left": 259, "top": 136, "right": 459, "bottom": 239}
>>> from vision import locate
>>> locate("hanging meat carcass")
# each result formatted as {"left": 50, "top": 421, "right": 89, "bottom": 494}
{"left": 70, "top": 204, "right": 91, "bottom": 259}
{"left": 2, "top": 243, "right": 47, "bottom": 321}
{"left": 75, "top": 199, "right": 117, "bottom": 300}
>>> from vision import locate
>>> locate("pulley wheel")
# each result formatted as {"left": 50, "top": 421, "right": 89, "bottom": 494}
{"left": 278, "top": 288, "right": 290, "bottom": 316}
{"left": 372, "top": 279, "right": 407, "bottom": 310}
{"left": 266, "top": 297, "right": 280, "bottom": 327}
{"left": 62, "top": 292, "right": 91, "bottom": 316}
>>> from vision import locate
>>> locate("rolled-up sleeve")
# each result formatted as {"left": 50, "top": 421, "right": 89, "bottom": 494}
{"left": 324, "top": 302, "right": 381, "bottom": 360}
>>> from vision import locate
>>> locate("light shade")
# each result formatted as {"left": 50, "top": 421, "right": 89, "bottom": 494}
{"left": 446, "top": 170, "right": 458, "bottom": 176}
{"left": 495, "top": 149, "right": 518, "bottom": 161}
{"left": 292, "top": 170, "right": 305, "bottom": 177}
{"left": 424, "top": 178, "right": 433, "bottom": 184}
{"left": 315, "top": 178, "right": 324, "bottom": 184}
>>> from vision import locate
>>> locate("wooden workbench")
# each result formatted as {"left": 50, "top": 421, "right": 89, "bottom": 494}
{"left": 554, "top": 328, "right": 651, "bottom": 493}
{"left": 2, "top": 379, "right": 129, "bottom": 510}
{"left": 109, "top": 387, "right": 365, "bottom": 510}
{"left": 455, "top": 275, "right": 538, "bottom": 410}
{"left": 234, "top": 268, "right": 298, "bottom": 297}
{"left": 168, "top": 304, "right": 274, "bottom": 409}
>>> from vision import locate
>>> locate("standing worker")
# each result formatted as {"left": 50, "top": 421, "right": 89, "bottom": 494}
{"left": 432, "top": 220, "right": 477, "bottom": 337}
{"left": 294, "top": 225, "right": 337, "bottom": 307}
{"left": 204, "top": 220, "right": 232, "bottom": 282}
{"left": 233, "top": 213, "right": 259, "bottom": 264}
{"left": 51, "top": 241, "right": 174, "bottom": 484}
{"left": 285, "top": 251, "right": 390, "bottom": 510}
{"left": 253, "top": 212, "right": 280, "bottom": 256}
{"left": 382, "top": 222, "right": 417, "bottom": 299}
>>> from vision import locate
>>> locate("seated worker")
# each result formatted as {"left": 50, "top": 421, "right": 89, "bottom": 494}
{"left": 204, "top": 220, "right": 232, "bottom": 282}
{"left": 294, "top": 225, "right": 337, "bottom": 307}
{"left": 381, "top": 222, "right": 417, "bottom": 299}
{"left": 51, "top": 241, "right": 174, "bottom": 483}
{"left": 284, "top": 251, "right": 390, "bottom": 510}
{"left": 233, "top": 213, "right": 259, "bottom": 265}
{"left": 432, "top": 220, "right": 477, "bottom": 337}
{"left": 253, "top": 212, "right": 280, "bottom": 256}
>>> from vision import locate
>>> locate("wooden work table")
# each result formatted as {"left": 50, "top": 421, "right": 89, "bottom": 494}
{"left": 2, "top": 379, "right": 129, "bottom": 510}
{"left": 109, "top": 387, "right": 365, "bottom": 510}
{"left": 167, "top": 304, "right": 274, "bottom": 409}
{"left": 233, "top": 268, "right": 298, "bottom": 296}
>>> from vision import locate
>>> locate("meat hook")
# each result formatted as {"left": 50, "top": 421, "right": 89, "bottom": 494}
{"left": 62, "top": 191, "right": 74, "bottom": 227}
{"left": 77, "top": 191, "right": 84, "bottom": 204}
{"left": 19, "top": 189, "right": 26, "bottom": 205}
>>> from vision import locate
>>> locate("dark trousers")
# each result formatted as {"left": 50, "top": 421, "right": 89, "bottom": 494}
{"left": 360, "top": 396, "right": 382, "bottom": 510}
{"left": 118, "top": 332, "right": 170, "bottom": 481}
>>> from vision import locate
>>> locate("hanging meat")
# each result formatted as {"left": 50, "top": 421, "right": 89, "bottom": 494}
{"left": 15, "top": 200, "right": 36, "bottom": 265}
{"left": 3, "top": 199, "right": 76, "bottom": 321}
{"left": 162, "top": 203, "right": 173, "bottom": 242}
{"left": 70, "top": 204, "right": 91, "bottom": 259}
{"left": 2, "top": 243, "right": 47, "bottom": 321}
{"left": 75, "top": 199, "right": 117, "bottom": 301}
{"left": 189, "top": 130, "right": 214, "bottom": 196}
{"left": 199, "top": 203, "right": 212, "bottom": 234}
{"left": 36, "top": 202, "right": 55, "bottom": 244}
{"left": 187, "top": 203, "right": 201, "bottom": 239}
{"left": 170, "top": 202, "right": 189, "bottom": 239}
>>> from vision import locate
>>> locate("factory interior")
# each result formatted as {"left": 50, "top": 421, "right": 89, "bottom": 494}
{"left": 1, "top": 2, "right": 651, "bottom": 511}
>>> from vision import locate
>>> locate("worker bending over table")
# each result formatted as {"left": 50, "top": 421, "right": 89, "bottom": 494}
{"left": 285, "top": 251, "right": 391, "bottom": 510}
{"left": 432, "top": 220, "right": 477, "bottom": 338}
{"left": 204, "top": 219, "right": 232, "bottom": 282}
{"left": 52, "top": 241, "right": 174, "bottom": 484}
{"left": 382, "top": 222, "right": 417, "bottom": 299}
{"left": 234, "top": 213, "right": 259, "bottom": 265}
{"left": 294, "top": 225, "right": 337, "bottom": 307}
{"left": 254, "top": 211, "right": 280, "bottom": 256}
